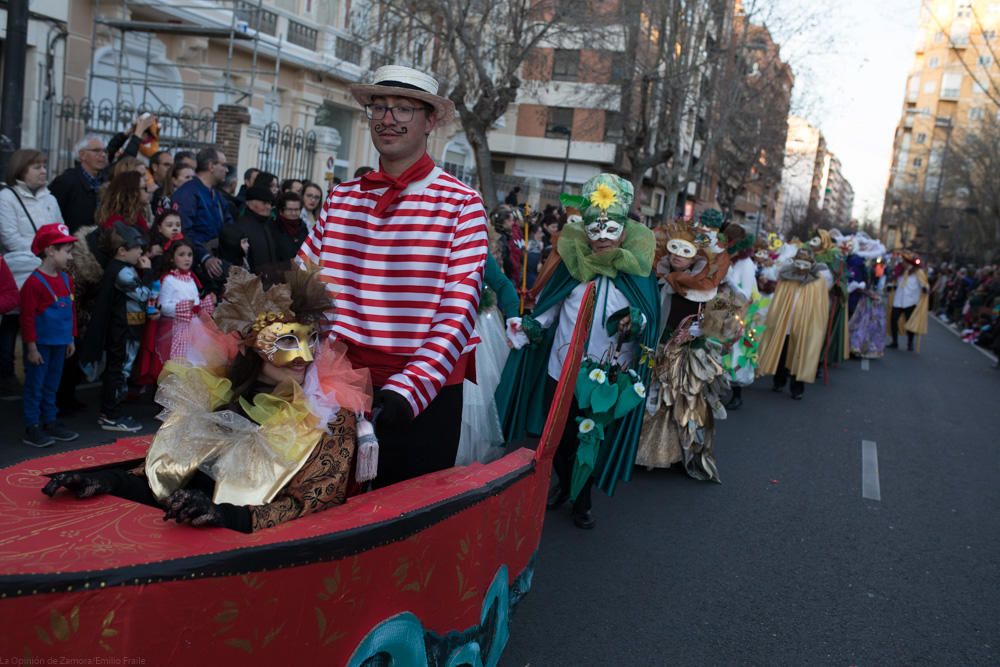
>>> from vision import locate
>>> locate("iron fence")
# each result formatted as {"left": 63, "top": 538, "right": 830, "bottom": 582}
{"left": 256, "top": 122, "right": 317, "bottom": 181}
{"left": 41, "top": 97, "right": 217, "bottom": 175}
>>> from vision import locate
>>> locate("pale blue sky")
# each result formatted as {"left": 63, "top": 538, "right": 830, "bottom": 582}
{"left": 769, "top": 0, "right": 921, "bottom": 221}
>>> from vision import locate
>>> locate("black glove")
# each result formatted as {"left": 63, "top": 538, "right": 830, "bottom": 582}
{"left": 163, "top": 489, "right": 225, "bottom": 526}
{"left": 162, "top": 488, "right": 251, "bottom": 531}
{"left": 42, "top": 471, "right": 118, "bottom": 499}
{"left": 373, "top": 389, "right": 413, "bottom": 431}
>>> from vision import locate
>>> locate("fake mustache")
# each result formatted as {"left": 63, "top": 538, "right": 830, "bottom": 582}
{"left": 374, "top": 124, "right": 407, "bottom": 135}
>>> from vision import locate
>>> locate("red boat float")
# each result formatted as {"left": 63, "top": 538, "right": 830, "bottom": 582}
{"left": 0, "top": 287, "right": 596, "bottom": 665}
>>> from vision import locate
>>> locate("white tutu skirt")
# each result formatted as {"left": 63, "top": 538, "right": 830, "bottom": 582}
{"left": 456, "top": 307, "right": 509, "bottom": 465}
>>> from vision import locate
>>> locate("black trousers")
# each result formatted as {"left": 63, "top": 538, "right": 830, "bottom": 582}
{"left": 773, "top": 335, "right": 805, "bottom": 397}
{"left": 374, "top": 383, "right": 464, "bottom": 488}
{"left": 545, "top": 377, "right": 593, "bottom": 512}
{"left": 57, "top": 336, "right": 84, "bottom": 405}
{"left": 0, "top": 313, "right": 19, "bottom": 378}
{"left": 100, "top": 328, "right": 139, "bottom": 419}
{"left": 890, "top": 305, "right": 915, "bottom": 347}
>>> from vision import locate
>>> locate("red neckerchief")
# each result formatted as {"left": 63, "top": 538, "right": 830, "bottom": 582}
{"left": 359, "top": 153, "right": 436, "bottom": 217}
{"left": 168, "top": 268, "right": 201, "bottom": 290}
{"left": 278, "top": 214, "right": 302, "bottom": 239}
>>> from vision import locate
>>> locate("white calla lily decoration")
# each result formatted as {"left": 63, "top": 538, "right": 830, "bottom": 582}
{"left": 579, "top": 419, "right": 596, "bottom": 434}
{"left": 588, "top": 368, "right": 607, "bottom": 384}
{"left": 633, "top": 382, "right": 646, "bottom": 398}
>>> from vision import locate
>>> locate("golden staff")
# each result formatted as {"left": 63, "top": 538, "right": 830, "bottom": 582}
{"left": 520, "top": 206, "right": 530, "bottom": 314}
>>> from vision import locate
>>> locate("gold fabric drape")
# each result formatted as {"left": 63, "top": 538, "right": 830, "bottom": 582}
{"left": 757, "top": 277, "right": 830, "bottom": 384}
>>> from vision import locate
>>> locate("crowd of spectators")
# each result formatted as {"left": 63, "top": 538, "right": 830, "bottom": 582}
{"left": 0, "top": 114, "right": 360, "bottom": 445}
{"left": 929, "top": 262, "right": 1000, "bottom": 361}
{"left": 490, "top": 196, "right": 563, "bottom": 303}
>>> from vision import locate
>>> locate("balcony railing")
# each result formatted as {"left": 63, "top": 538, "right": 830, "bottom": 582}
{"left": 235, "top": 1, "right": 278, "bottom": 36}
{"left": 288, "top": 20, "right": 318, "bottom": 50}
{"left": 336, "top": 35, "right": 363, "bottom": 65}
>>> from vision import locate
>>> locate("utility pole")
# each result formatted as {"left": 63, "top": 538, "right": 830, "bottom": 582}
{"left": 0, "top": 0, "right": 30, "bottom": 175}
{"left": 551, "top": 125, "right": 572, "bottom": 195}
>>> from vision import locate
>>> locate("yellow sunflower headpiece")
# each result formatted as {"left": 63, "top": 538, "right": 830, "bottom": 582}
{"left": 560, "top": 173, "right": 633, "bottom": 226}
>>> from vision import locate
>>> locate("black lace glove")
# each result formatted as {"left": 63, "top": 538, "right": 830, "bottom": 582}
{"left": 373, "top": 389, "right": 413, "bottom": 431}
{"left": 162, "top": 489, "right": 251, "bottom": 531}
{"left": 42, "top": 471, "right": 119, "bottom": 499}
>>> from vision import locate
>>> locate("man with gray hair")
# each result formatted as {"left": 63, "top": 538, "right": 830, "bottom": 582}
{"left": 49, "top": 133, "right": 138, "bottom": 233}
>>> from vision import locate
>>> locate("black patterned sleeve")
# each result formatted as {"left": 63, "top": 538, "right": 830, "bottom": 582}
{"left": 249, "top": 410, "right": 357, "bottom": 532}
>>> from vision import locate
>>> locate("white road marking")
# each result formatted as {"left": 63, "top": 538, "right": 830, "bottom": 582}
{"left": 861, "top": 358, "right": 870, "bottom": 371}
{"left": 862, "top": 440, "right": 881, "bottom": 501}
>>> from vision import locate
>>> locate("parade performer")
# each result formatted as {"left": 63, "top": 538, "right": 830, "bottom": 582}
{"left": 811, "top": 229, "right": 849, "bottom": 373}
{"left": 42, "top": 267, "right": 372, "bottom": 532}
{"left": 497, "top": 174, "right": 658, "bottom": 529}
{"left": 455, "top": 234, "right": 519, "bottom": 466}
{"left": 757, "top": 247, "right": 830, "bottom": 400}
{"left": 720, "top": 224, "right": 762, "bottom": 409}
{"left": 299, "top": 65, "right": 489, "bottom": 487}
{"left": 636, "top": 220, "right": 736, "bottom": 481}
{"left": 847, "top": 253, "right": 887, "bottom": 359}
{"left": 887, "top": 251, "right": 929, "bottom": 351}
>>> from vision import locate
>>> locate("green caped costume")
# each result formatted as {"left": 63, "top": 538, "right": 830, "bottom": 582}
{"left": 495, "top": 205, "right": 659, "bottom": 497}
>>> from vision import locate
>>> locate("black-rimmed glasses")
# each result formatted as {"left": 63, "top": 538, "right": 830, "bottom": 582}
{"left": 364, "top": 104, "right": 428, "bottom": 122}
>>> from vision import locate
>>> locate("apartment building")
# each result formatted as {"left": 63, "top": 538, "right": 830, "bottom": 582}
{"left": 778, "top": 116, "right": 825, "bottom": 231}
{"left": 777, "top": 116, "right": 854, "bottom": 233}
{"left": 697, "top": 20, "right": 793, "bottom": 232}
{"left": 881, "top": 0, "right": 1000, "bottom": 251}
{"left": 488, "top": 6, "right": 624, "bottom": 209}
{"left": 819, "top": 152, "right": 855, "bottom": 229}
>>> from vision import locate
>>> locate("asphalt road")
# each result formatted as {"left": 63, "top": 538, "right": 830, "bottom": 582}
{"left": 501, "top": 320, "right": 1000, "bottom": 666}
{"left": 2, "top": 321, "right": 997, "bottom": 665}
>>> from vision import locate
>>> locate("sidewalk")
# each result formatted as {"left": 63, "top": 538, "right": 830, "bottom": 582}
{"left": 0, "top": 384, "right": 162, "bottom": 468}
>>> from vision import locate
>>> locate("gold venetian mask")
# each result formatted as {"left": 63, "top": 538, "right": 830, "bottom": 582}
{"left": 253, "top": 321, "right": 319, "bottom": 367}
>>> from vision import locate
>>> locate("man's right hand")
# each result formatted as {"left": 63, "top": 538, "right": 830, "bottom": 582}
{"left": 373, "top": 389, "right": 413, "bottom": 431}
{"left": 204, "top": 256, "right": 224, "bottom": 278}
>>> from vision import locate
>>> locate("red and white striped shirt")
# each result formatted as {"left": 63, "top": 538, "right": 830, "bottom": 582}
{"left": 298, "top": 166, "right": 488, "bottom": 416}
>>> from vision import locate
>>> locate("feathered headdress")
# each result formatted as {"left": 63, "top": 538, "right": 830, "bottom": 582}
{"left": 213, "top": 265, "right": 330, "bottom": 346}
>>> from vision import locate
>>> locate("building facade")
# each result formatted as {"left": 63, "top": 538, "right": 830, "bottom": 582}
{"left": 777, "top": 116, "right": 854, "bottom": 234}
{"left": 880, "top": 0, "right": 1000, "bottom": 252}
{"left": 696, "top": 19, "right": 794, "bottom": 233}
{"left": 3, "top": 0, "right": 479, "bottom": 184}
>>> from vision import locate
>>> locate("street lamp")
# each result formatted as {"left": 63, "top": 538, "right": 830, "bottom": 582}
{"left": 549, "top": 124, "right": 572, "bottom": 194}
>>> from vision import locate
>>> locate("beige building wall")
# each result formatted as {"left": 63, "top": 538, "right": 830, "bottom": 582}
{"left": 882, "top": 0, "right": 1000, "bottom": 247}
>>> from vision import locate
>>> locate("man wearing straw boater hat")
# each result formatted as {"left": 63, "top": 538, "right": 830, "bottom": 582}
{"left": 299, "top": 65, "right": 489, "bottom": 487}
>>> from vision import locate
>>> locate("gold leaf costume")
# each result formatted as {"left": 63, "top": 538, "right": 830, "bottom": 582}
{"left": 636, "top": 294, "right": 745, "bottom": 482}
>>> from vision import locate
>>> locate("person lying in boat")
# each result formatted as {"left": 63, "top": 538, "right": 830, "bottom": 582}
{"left": 42, "top": 266, "right": 372, "bottom": 532}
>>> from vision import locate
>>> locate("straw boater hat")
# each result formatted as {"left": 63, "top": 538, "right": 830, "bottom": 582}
{"left": 350, "top": 65, "right": 456, "bottom": 125}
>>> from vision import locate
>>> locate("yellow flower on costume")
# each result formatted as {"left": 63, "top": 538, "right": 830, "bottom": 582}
{"left": 589, "top": 184, "right": 617, "bottom": 211}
